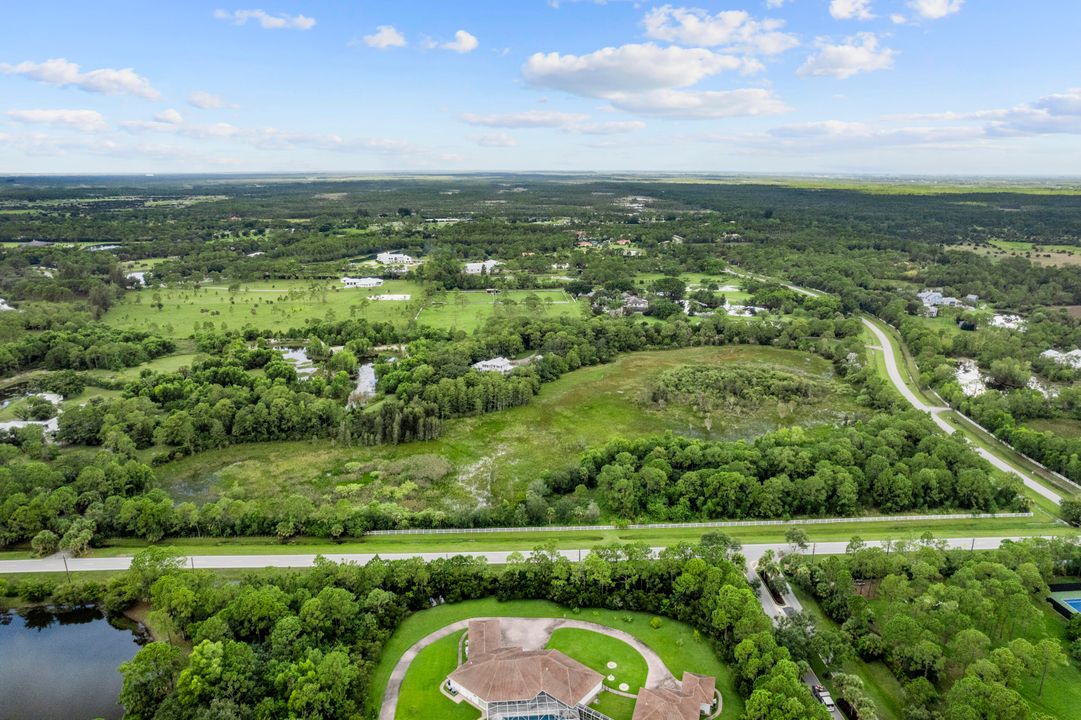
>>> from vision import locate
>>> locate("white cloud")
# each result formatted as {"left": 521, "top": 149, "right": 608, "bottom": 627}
{"left": 797, "top": 33, "right": 895, "bottom": 79}
{"left": 524, "top": 43, "right": 744, "bottom": 97}
{"left": 462, "top": 110, "right": 590, "bottom": 128}
{"left": 154, "top": 108, "right": 184, "bottom": 124}
{"left": 766, "top": 0, "right": 789, "bottom": 7}
{"left": 0, "top": 58, "right": 160, "bottom": 100}
{"left": 890, "top": 14, "right": 908, "bottom": 24}
{"left": 461, "top": 110, "right": 645, "bottom": 134}
{"left": 642, "top": 6, "right": 799, "bottom": 56}
{"left": 6, "top": 109, "right": 107, "bottom": 132}
{"left": 187, "top": 91, "right": 230, "bottom": 109}
{"left": 361, "top": 25, "right": 406, "bottom": 49}
{"left": 829, "top": 0, "right": 875, "bottom": 21}
{"left": 907, "top": 0, "right": 964, "bottom": 20}
{"left": 605, "top": 88, "right": 789, "bottom": 118}
{"left": 443, "top": 30, "right": 479, "bottom": 53}
{"left": 768, "top": 120, "right": 981, "bottom": 147}
{"left": 475, "top": 133, "right": 518, "bottom": 147}
{"left": 213, "top": 9, "right": 316, "bottom": 30}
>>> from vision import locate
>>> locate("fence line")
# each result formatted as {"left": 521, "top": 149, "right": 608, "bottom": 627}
{"left": 365, "top": 512, "right": 1033, "bottom": 536}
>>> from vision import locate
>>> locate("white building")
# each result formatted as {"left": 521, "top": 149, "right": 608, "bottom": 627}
{"left": 341, "top": 277, "right": 384, "bottom": 288}
{"left": 464, "top": 259, "right": 502, "bottom": 275}
{"left": 472, "top": 357, "right": 514, "bottom": 374}
{"left": 376, "top": 251, "right": 417, "bottom": 265}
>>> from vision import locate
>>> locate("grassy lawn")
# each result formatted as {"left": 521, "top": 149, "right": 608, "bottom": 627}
{"left": 590, "top": 691, "right": 636, "bottom": 720}
{"left": 792, "top": 586, "right": 904, "bottom": 720}
{"left": 416, "top": 289, "right": 586, "bottom": 332}
{"left": 547, "top": 627, "right": 648, "bottom": 693}
{"left": 102, "top": 279, "right": 425, "bottom": 338}
{"left": 367, "top": 598, "right": 743, "bottom": 719}
{"left": 26, "top": 512, "right": 1068, "bottom": 562}
{"left": 394, "top": 630, "right": 478, "bottom": 720}
{"left": 153, "top": 345, "right": 864, "bottom": 507}
{"left": 1026, "top": 417, "right": 1081, "bottom": 439}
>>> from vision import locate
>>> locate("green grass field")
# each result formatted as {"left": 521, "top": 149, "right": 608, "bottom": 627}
{"left": 102, "top": 279, "right": 425, "bottom": 338}
{"left": 394, "top": 631, "right": 478, "bottom": 720}
{"left": 152, "top": 345, "right": 864, "bottom": 509}
{"left": 416, "top": 289, "right": 586, "bottom": 331}
{"left": 547, "top": 627, "right": 649, "bottom": 694}
{"left": 369, "top": 598, "right": 743, "bottom": 719}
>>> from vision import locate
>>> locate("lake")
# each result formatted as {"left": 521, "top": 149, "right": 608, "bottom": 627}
{"left": 0, "top": 606, "right": 147, "bottom": 720}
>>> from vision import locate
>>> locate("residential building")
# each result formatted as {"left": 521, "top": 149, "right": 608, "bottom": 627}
{"left": 465, "top": 259, "right": 503, "bottom": 274}
{"left": 376, "top": 251, "right": 417, "bottom": 265}
{"left": 472, "top": 357, "right": 514, "bottom": 374}
{"left": 446, "top": 620, "right": 604, "bottom": 718}
{"left": 632, "top": 673, "right": 716, "bottom": 720}
{"left": 341, "top": 277, "right": 383, "bottom": 288}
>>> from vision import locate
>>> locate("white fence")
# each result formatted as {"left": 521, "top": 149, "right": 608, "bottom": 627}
{"left": 365, "top": 512, "right": 1033, "bottom": 536}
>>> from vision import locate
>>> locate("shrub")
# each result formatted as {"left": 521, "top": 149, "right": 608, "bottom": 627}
{"left": 650, "top": 616, "right": 663, "bottom": 629}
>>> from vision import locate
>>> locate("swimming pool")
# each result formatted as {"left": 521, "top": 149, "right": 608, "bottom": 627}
{"left": 1065, "top": 598, "right": 1081, "bottom": 613}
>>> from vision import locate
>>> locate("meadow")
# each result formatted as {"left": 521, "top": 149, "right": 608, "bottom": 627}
{"left": 153, "top": 345, "right": 864, "bottom": 509}
{"left": 101, "top": 279, "right": 426, "bottom": 338}
{"left": 415, "top": 289, "right": 586, "bottom": 331}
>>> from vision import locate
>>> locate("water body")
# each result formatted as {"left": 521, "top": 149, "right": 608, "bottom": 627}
{"left": 351, "top": 362, "right": 377, "bottom": 404}
{"left": 0, "top": 606, "right": 146, "bottom": 720}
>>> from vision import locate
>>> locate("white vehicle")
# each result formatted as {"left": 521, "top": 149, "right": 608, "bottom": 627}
{"left": 813, "top": 684, "right": 837, "bottom": 711}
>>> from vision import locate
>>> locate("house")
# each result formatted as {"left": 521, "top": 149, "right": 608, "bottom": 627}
{"left": 376, "top": 251, "right": 417, "bottom": 265}
{"left": 465, "top": 259, "right": 503, "bottom": 275}
{"left": 622, "top": 294, "right": 650, "bottom": 313}
{"left": 965, "top": 294, "right": 980, "bottom": 304}
{"left": 341, "top": 277, "right": 384, "bottom": 288}
{"left": 632, "top": 673, "right": 716, "bottom": 720}
{"left": 472, "top": 357, "right": 514, "bottom": 374}
{"left": 446, "top": 620, "right": 604, "bottom": 717}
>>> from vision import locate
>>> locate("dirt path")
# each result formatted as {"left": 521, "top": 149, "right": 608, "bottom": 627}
{"left": 378, "top": 616, "right": 678, "bottom": 720}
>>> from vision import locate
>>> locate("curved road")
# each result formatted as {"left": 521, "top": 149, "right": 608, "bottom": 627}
{"left": 862, "top": 317, "right": 1062, "bottom": 505}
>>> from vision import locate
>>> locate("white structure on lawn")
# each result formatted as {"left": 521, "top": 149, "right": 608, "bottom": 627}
{"left": 341, "top": 277, "right": 384, "bottom": 288}
{"left": 465, "top": 259, "right": 503, "bottom": 274}
{"left": 446, "top": 620, "right": 604, "bottom": 718}
{"left": 376, "top": 251, "right": 417, "bottom": 265}
{"left": 472, "top": 357, "right": 514, "bottom": 374}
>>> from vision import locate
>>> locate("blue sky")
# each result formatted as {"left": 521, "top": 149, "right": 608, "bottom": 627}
{"left": 1, "top": 1, "right": 1079, "bottom": 175}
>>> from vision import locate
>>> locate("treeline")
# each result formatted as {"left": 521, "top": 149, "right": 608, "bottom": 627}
{"left": 550, "top": 411, "right": 1026, "bottom": 522}
{"left": 647, "top": 364, "right": 830, "bottom": 412}
{"left": 63, "top": 539, "right": 831, "bottom": 719}
{"left": 0, "top": 323, "right": 173, "bottom": 375}
{"left": 788, "top": 536, "right": 1081, "bottom": 720}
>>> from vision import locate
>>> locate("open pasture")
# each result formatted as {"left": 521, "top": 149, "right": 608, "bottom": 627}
{"left": 102, "top": 279, "right": 425, "bottom": 338}
{"left": 415, "top": 289, "right": 586, "bottom": 331}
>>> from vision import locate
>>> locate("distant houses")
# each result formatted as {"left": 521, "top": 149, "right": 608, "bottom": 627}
{"left": 917, "top": 289, "right": 964, "bottom": 317}
{"left": 341, "top": 277, "right": 384, "bottom": 288}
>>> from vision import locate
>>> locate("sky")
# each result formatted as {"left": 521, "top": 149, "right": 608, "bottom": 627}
{"left": 1, "top": 1, "right": 1080, "bottom": 176}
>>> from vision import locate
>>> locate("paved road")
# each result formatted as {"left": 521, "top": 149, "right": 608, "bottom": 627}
{"left": 862, "top": 318, "right": 1062, "bottom": 505}
{"left": 0, "top": 536, "right": 1044, "bottom": 575}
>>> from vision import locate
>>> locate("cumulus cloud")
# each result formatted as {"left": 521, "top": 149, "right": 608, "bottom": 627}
{"left": 360, "top": 25, "right": 406, "bottom": 49}
{"left": 524, "top": 43, "right": 745, "bottom": 96}
{"left": 829, "top": 0, "right": 875, "bottom": 21}
{"left": 460, "top": 110, "right": 645, "bottom": 134}
{"left": 442, "top": 30, "right": 479, "bottom": 53}
{"left": 908, "top": 0, "right": 964, "bottom": 20}
{"left": 605, "top": 88, "right": 788, "bottom": 118}
{"left": 6, "top": 108, "right": 107, "bottom": 132}
{"left": 475, "top": 133, "right": 518, "bottom": 147}
{"left": 797, "top": 33, "right": 895, "bottom": 79}
{"left": 187, "top": 91, "right": 230, "bottom": 109}
{"left": 154, "top": 108, "right": 184, "bottom": 124}
{"left": 0, "top": 58, "right": 161, "bottom": 100}
{"left": 213, "top": 9, "right": 316, "bottom": 30}
{"left": 642, "top": 6, "right": 799, "bottom": 56}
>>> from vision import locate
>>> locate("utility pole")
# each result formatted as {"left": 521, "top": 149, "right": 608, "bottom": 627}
{"left": 62, "top": 555, "right": 71, "bottom": 584}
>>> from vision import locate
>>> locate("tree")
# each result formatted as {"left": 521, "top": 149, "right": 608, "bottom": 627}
{"left": 1061, "top": 498, "right": 1081, "bottom": 527}
{"left": 59, "top": 518, "right": 95, "bottom": 557}
{"left": 1032, "top": 638, "right": 1066, "bottom": 696}
{"left": 31, "top": 529, "right": 59, "bottom": 557}
{"left": 119, "top": 642, "right": 186, "bottom": 720}
{"left": 785, "top": 526, "right": 810, "bottom": 553}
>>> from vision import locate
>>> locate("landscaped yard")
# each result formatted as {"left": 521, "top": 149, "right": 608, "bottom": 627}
{"left": 394, "top": 631, "right": 478, "bottom": 720}
{"left": 369, "top": 598, "right": 743, "bottom": 719}
{"left": 547, "top": 627, "right": 648, "bottom": 694}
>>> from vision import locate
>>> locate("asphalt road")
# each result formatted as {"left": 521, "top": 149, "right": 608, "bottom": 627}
{"left": 862, "top": 317, "right": 1062, "bottom": 505}
{"left": 0, "top": 536, "right": 1044, "bottom": 575}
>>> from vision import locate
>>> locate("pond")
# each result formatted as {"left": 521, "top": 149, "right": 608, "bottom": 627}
{"left": 0, "top": 606, "right": 147, "bottom": 720}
